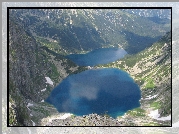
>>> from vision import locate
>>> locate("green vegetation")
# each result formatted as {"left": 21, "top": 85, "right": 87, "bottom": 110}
{"left": 48, "top": 62, "right": 60, "bottom": 83}
{"left": 126, "top": 108, "right": 146, "bottom": 117}
{"left": 145, "top": 78, "right": 155, "bottom": 89}
{"left": 36, "top": 37, "right": 66, "bottom": 55}
{"left": 9, "top": 95, "right": 17, "bottom": 126}
{"left": 9, "top": 80, "right": 32, "bottom": 126}
{"left": 150, "top": 101, "right": 161, "bottom": 110}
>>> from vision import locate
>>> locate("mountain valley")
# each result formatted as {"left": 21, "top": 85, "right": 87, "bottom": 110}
{"left": 8, "top": 8, "right": 171, "bottom": 126}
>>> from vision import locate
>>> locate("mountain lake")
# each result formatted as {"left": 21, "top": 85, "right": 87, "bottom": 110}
{"left": 45, "top": 67, "right": 141, "bottom": 118}
{"left": 66, "top": 47, "right": 127, "bottom": 66}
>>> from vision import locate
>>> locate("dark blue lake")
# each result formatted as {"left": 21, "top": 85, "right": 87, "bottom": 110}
{"left": 45, "top": 68, "right": 141, "bottom": 118}
{"left": 66, "top": 47, "right": 127, "bottom": 66}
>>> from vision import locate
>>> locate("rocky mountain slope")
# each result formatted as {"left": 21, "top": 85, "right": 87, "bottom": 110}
{"left": 10, "top": 9, "right": 170, "bottom": 54}
{"left": 8, "top": 8, "right": 171, "bottom": 126}
{"left": 9, "top": 13, "right": 85, "bottom": 126}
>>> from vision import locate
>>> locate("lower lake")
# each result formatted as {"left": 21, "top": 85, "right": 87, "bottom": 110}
{"left": 45, "top": 68, "right": 141, "bottom": 118}
{"left": 66, "top": 47, "right": 127, "bottom": 66}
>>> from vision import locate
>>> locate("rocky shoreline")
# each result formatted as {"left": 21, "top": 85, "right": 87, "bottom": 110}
{"left": 45, "top": 113, "right": 124, "bottom": 126}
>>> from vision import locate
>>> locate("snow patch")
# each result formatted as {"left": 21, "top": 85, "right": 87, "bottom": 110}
{"left": 41, "top": 100, "right": 44, "bottom": 102}
{"left": 45, "top": 77, "right": 53, "bottom": 86}
{"left": 31, "top": 120, "right": 36, "bottom": 126}
{"left": 148, "top": 109, "right": 171, "bottom": 121}
{"left": 58, "top": 113, "right": 73, "bottom": 120}
{"left": 41, "top": 88, "right": 46, "bottom": 92}
{"left": 144, "top": 94, "right": 158, "bottom": 100}
{"left": 49, "top": 113, "right": 73, "bottom": 122}
{"left": 30, "top": 114, "right": 33, "bottom": 116}
{"left": 87, "top": 66, "right": 93, "bottom": 69}
{"left": 27, "top": 103, "right": 33, "bottom": 107}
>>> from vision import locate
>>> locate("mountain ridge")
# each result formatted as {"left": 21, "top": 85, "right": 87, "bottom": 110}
{"left": 10, "top": 9, "right": 170, "bottom": 54}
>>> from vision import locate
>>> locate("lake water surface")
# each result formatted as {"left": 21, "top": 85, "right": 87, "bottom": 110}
{"left": 66, "top": 47, "right": 127, "bottom": 66}
{"left": 45, "top": 68, "right": 141, "bottom": 118}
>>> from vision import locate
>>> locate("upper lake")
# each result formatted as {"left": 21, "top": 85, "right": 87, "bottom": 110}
{"left": 66, "top": 47, "right": 127, "bottom": 66}
{"left": 45, "top": 68, "right": 141, "bottom": 118}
